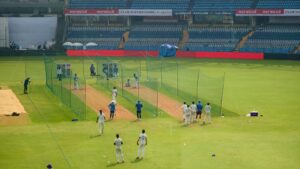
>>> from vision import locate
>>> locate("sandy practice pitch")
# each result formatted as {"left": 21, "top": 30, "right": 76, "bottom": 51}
{"left": 123, "top": 85, "right": 182, "bottom": 120}
{"left": 0, "top": 87, "right": 29, "bottom": 125}
{"left": 0, "top": 88, "right": 27, "bottom": 115}
{"left": 73, "top": 85, "right": 135, "bottom": 120}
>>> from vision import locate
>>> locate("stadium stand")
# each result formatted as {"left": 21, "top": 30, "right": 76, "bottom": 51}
{"left": 256, "top": 0, "right": 300, "bottom": 9}
{"left": 66, "top": 26, "right": 128, "bottom": 49}
{"left": 63, "top": 0, "right": 300, "bottom": 54}
{"left": 124, "top": 24, "right": 182, "bottom": 50}
{"left": 131, "top": 0, "right": 189, "bottom": 13}
{"left": 0, "top": 0, "right": 64, "bottom": 14}
{"left": 192, "top": 0, "right": 253, "bottom": 13}
{"left": 69, "top": 0, "right": 127, "bottom": 9}
{"left": 184, "top": 26, "right": 251, "bottom": 52}
{"left": 240, "top": 25, "right": 300, "bottom": 53}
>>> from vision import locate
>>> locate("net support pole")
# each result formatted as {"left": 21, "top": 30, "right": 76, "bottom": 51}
{"left": 84, "top": 79, "right": 87, "bottom": 120}
{"left": 70, "top": 70, "right": 72, "bottom": 108}
{"left": 82, "top": 57, "right": 85, "bottom": 78}
{"left": 146, "top": 53, "right": 149, "bottom": 80}
{"left": 24, "top": 58, "right": 27, "bottom": 79}
{"left": 50, "top": 60, "right": 54, "bottom": 92}
{"left": 176, "top": 61, "right": 179, "bottom": 97}
{"left": 156, "top": 80, "right": 159, "bottom": 116}
{"left": 220, "top": 72, "right": 226, "bottom": 116}
{"left": 121, "top": 63, "right": 124, "bottom": 96}
{"left": 196, "top": 70, "right": 200, "bottom": 101}
{"left": 160, "top": 59, "right": 162, "bottom": 87}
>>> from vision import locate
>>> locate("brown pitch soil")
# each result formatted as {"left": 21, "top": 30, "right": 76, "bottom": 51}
{"left": 123, "top": 85, "right": 183, "bottom": 120}
{"left": 72, "top": 85, "right": 135, "bottom": 120}
{"left": 0, "top": 87, "right": 29, "bottom": 125}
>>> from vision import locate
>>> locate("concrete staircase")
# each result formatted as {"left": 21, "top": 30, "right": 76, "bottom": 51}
{"left": 292, "top": 43, "right": 300, "bottom": 54}
{"left": 126, "top": 0, "right": 133, "bottom": 8}
{"left": 55, "top": 15, "right": 66, "bottom": 50}
{"left": 188, "top": 0, "right": 195, "bottom": 12}
{"left": 118, "top": 31, "right": 130, "bottom": 49}
{"left": 251, "top": 0, "right": 259, "bottom": 8}
{"left": 234, "top": 30, "right": 254, "bottom": 51}
{"left": 178, "top": 29, "right": 189, "bottom": 49}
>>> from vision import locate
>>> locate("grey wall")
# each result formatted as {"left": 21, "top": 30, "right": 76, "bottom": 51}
{"left": 8, "top": 17, "right": 57, "bottom": 49}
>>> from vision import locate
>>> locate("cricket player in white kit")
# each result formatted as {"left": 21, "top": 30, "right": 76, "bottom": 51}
{"left": 73, "top": 73, "right": 79, "bottom": 90}
{"left": 96, "top": 110, "right": 105, "bottom": 135}
{"left": 181, "top": 102, "right": 187, "bottom": 121}
{"left": 136, "top": 129, "right": 147, "bottom": 159}
{"left": 114, "top": 134, "right": 124, "bottom": 163}
{"left": 112, "top": 86, "right": 118, "bottom": 101}
{"left": 204, "top": 102, "right": 212, "bottom": 124}
{"left": 133, "top": 73, "right": 139, "bottom": 88}
{"left": 190, "top": 101, "right": 197, "bottom": 123}
{"left": 184, "top": 105, "right": 191, "bottom": 125}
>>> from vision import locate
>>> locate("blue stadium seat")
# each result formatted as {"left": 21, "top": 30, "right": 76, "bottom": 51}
{"left": 241, "top": 25, "right": 300, "bottom": 54}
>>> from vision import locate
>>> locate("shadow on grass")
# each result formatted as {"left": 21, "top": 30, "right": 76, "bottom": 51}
{"left": 142, "top": 83, "right": 239, "bottom": 117}
{"left": 131, "top": 158, "right": 143, "bottom": 164}
{"left": 89, "top": 134, "right": 101, "bottom": 139}
{"left": 106, "top": 162, "right": 124, "bottom": 167}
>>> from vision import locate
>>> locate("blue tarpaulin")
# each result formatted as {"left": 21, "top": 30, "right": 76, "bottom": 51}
{"left": 159, "top": 44, "right": 177, "bottom": 57}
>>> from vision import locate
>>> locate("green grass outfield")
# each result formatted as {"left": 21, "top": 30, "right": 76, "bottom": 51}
{"left": 0, "top": 56, "right": 300, "bottom": 169}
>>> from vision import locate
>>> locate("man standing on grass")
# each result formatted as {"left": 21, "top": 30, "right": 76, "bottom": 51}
{"left": 136, "top": 129, "right": 147, "bottom": 160}
{"left": 190, "top": 101, "right": 197, "bottom": 123}
{"left": 203, "top": 102, "right": 212, "bottom": 124}
{"left": 136, "top": 100, "right": 143, "bottom": 120}
{"left": 112, "top": 86, "right": 118, "bottom": 101}
{"left": 96, "top": 109, "right": 106, "bottom": 135}
{"left": 23, "top": 77, "right": 30, "bottom": 94}
{"left": 196, "top": 101, "right": 203, "bottom": 120}
{"left": 108, "top": 101, "right": 116, "bottom": 119}
{"left": 184, "top": 105, "right": 191, "bottom": 125}
{"left": 90, "top": 64, "right": 96, "bottom": 76}
{"left": 57, "top": 65, "right": 62, "bottom": 81}
{"left": 133, "top": 73, "right": 139, "bottom": 88}
{"left": 73, "top": 73, "right": 79, "bottom": 90}
{"left": 114, "top": 134, "right": 124, "bottom": 163}
{"left": 181, "top": 102, "right": 187, "bottom": 122}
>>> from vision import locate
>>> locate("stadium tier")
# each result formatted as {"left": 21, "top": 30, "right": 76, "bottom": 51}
{"left": 256, "top": 0, "right": 300, "bottom": 9}
{"left": 124, "top": 24, "right": 182, "bottom": 50}
{"left": 240, "top": 25, "right": 300, "bottom": 54}
{"left": 67, "top": 0, "right": 300, "bottom": 12}
{"left": 69, "top": 0, "right": 127, "bottom": 9}
{"left": 66, "top": 26, "right": 128, "bottom": 49}
{"left": 184, "top": 26, "right": 251, "bottom": 52}
{"left": 65, "top": 24, "right": 300, "bottom": 53}
{"left": 131, "top": 0, "right": 189, "bottom": 13}
{"left": 192, "top": 0, "right": 253, "bottom": 13}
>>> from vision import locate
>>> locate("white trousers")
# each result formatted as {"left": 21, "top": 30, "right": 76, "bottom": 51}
{"left": 191, "top": 111, "right": 196, "bottom": 122}
{"left": 112, "top": 93, "right": 116, "bottom": 101}
{"left": 138, "top": 144, "right": 146, "bottom": 158}
{"left": 115, "top": 148, "right": 124, "bottom": 162}
{"left": 204, "top": 113, "right": 211, "bottom": 123}
{"left": 99, "top": 122, "right": 104, "bottom": 134}
{"left": 185, "top": 114, "right": 191, "bottom": 125}
{"left": 74, "top": 81, "right": 79, "bottom": 90}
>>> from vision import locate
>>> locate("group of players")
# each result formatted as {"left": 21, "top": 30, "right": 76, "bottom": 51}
{"left": 181, "top": 101, "right": 212, "bottom": 125}
{"left": 95, "top": 86, "right": 147, "bottom": 163}
{"left": 96, "top": 110, "right": 147, "bottom": 163}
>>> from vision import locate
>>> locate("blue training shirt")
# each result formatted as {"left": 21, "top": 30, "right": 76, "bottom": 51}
{"left": 109, "top": 103, "right": 116, "bottom": 111}
{"left": 197, "top": 103, "right": 203, "bottom": 111}
{"left": 136, "top": 103, "right": 143, "bottom": 112}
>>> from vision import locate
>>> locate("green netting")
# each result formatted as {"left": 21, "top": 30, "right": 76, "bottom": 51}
{"left": 145, "top": 57, "right": 224, "bottom": 116}
{"left": 95, "top": 57, "right": 159, "bottom": 117}
{"left": 44, "top": 57, "right": 87, "bottom": 120}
